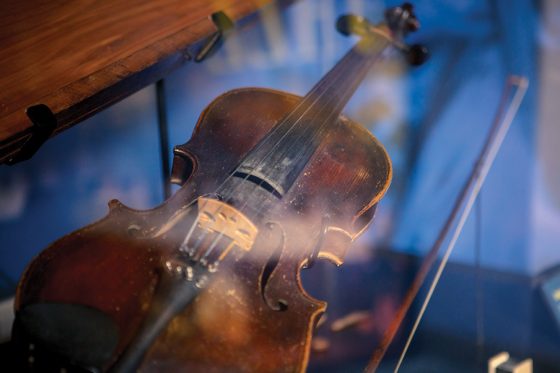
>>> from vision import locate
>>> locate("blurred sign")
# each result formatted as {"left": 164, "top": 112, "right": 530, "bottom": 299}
{"left": 540, "top": 266, "right": 560, "bottom": 331}
{"left": 488, "top": 352, "right": 532, "bottom": 373}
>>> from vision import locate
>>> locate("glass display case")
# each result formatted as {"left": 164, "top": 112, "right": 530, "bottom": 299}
{"left": 1, "top": 0, "right": 559, "bottom": 372}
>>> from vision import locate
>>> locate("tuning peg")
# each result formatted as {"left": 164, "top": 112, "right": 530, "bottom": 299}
{"left": 385, "top": 3, "right": 421, "bottom": 37}
{"left": 401, "top": 3, "right": 420, "bottom": 33}
{"left": 406, "top": 17, "right": 420, "bottom": 33}
{"left": 402, "top": 2, "right": 414, "bottom": 13}
{"left": 406, "top": 44, "right": 429, "bottom": 66}
{"left": 384, "top": 3, "right": 428, "bottom": 66}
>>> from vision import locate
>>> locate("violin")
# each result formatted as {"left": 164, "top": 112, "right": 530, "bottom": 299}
{"left": 12, "top": 4, "right": 426, "bottom": 372}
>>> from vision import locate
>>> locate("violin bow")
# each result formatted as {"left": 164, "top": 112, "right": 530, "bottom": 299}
{"left": 364, "top": 75, "right": 529, "bottom": 373}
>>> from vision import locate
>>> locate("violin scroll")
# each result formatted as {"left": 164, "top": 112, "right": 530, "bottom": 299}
{"left": 336, "top": 3, "right": 429, "bottom": 67}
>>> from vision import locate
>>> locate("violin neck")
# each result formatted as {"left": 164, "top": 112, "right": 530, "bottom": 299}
{"left": 302, "top": 37, "right": 390, "bottom": 122}
{"left": 219, "top": 36, "right": 392, "bottom": 211}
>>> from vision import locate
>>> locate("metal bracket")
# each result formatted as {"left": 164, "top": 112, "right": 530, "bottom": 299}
{"left": 194, "top": 11, "right": 234, "bottom": 62}
{"left": 7, "top": 104, "right": 57, "bottom": 165}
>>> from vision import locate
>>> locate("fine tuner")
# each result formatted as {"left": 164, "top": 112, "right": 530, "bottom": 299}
{"left": 336, "top": 3, "right": 429, "bottom": 66}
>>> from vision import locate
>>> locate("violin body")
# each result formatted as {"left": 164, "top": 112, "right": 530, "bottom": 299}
{"left": 14, "top": 88, "right": 391, "bottom": 372}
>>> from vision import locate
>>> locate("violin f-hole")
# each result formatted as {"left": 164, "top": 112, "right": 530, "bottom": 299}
{"left": 260, "top": 222, "right": 288, "bottom": 312}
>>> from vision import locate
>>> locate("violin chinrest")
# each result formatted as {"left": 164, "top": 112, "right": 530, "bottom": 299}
{"left": 15, "top": 303, "right": 118, "bottom": 368}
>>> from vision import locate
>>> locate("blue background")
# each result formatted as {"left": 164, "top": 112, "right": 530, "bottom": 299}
{"left": 1, "top": 0, "right": 559, "bottom": 370}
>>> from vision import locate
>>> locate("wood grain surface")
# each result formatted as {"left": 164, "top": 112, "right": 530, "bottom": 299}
{"left": 0, "top": 0, "right": 283, "bottom": 164}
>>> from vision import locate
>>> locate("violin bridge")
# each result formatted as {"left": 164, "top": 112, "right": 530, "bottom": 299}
{"left": 197, "top": 197, "right": 258, "bottom": 257}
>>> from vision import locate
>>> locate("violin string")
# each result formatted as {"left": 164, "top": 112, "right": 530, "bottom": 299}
{"left": 179, "top": 45, "right": 365, "bottom": 252}
{"left": 178, "top": 63, "right": 347, "bottom": 250}
{"left": 233, "top": 52, "right": 368, "bottom": 204}
{"left": 216, "top": 43, "right": 366, "bottom": 197}
{"left": 180, "top": 207, "right": 202, "bottom": 252}
{"left": 217, "top": 40, "right": 388, "bottom": 253}
{"left": 200, "top": 231, "right": 226, "bottom": 263}
{"left": 275, "top": 47, "right": 384, "bottom": 176}
{"left": 183, "top": 35, "right": 391, "bottom": 267}
{"left": 257, "top": 50, "right": 374, "bottom": 182}
{"left": 237, "top": 40, "right": 389, "bottom": 219}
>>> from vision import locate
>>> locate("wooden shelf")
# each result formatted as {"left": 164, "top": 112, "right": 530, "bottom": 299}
{"left": 0, "top": 0, "right": 285, "bottom": 164}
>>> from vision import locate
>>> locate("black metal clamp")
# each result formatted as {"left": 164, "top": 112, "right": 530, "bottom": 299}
{"left": 7, "top": 104, "right": 57, "bottom": 165}
{"left": 194, "top": 11, "right": 235, "bottom": 62}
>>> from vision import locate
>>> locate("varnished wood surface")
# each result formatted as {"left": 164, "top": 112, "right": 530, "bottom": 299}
{"left": 0, "top": 0, "right": 285, "bottom": 164}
